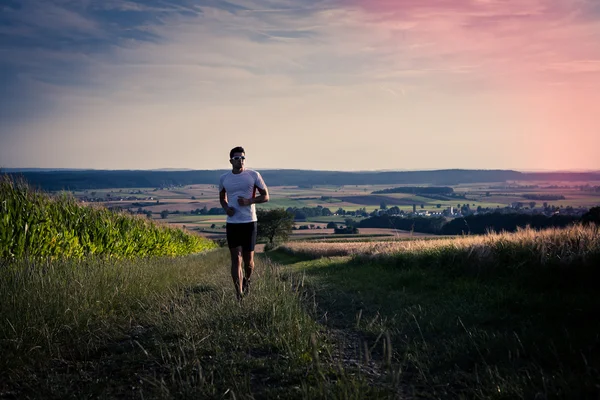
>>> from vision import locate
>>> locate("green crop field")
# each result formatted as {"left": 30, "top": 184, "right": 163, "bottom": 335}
{"left": 0, "top": 177, "right": 216, "bottom": 259}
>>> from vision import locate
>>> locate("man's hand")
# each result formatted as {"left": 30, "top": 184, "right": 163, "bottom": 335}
{"left": 237, "top": 196, "right": 252, "bottom": 206}
{"left": 226, "top": 207, "right": 236, "bottom": 216}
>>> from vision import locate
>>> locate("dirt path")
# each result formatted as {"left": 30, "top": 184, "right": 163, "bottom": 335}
{"left": 263, "top": 253, "right": 410, "bottom": 398}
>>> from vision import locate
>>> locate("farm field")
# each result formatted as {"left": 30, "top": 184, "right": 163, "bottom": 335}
{"left": 68, "top": 181, "right": 600, "bottom": 240}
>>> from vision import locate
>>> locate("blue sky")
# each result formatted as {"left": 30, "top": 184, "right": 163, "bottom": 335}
{"left": 1, "top": 0, "right": 599, "bottom": 171}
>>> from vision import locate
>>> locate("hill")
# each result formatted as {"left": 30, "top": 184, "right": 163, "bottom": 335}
{"left": 5, "top": 168, "right": 600, "bottom": 191}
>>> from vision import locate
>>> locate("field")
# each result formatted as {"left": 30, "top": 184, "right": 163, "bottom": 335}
{"left": 269, "top": 225, "right": 600, "bottom": 398}
{"left": 3, "top": 225, "right": 599, "bottom": 398}
{"left": 70, "top": 181, "right": 600, "bottom": 241}
{"left": 3, "top": 176, "right": 600, "bottom": 398}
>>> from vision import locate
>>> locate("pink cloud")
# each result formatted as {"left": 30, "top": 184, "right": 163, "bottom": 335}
{"left": 350, "top": 0, "right": 600, "bottom": 88}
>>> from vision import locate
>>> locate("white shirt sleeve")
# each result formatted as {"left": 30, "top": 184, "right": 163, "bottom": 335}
{"left": 219, "top": 174, "right": 226, "bottom": 192}
{"left": 254, "top": 171, "right": 266, "bottom": 190}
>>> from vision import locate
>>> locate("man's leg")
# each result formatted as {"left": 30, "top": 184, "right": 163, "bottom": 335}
{"left": 241, "top": 222, "right": 258, "bottom": 294}
{"left": 242, "top": 251, "right": 255, "bottom": 279}
{"left": 230, "top": 247, "right": 243, "bottom": 298}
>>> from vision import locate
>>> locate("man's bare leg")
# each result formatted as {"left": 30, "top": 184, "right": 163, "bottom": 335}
{"left": 230, "top": 247, "right": 243, "bottom": 298}
{"left": 242, "top": 251, "right": 255, "bottom": 294}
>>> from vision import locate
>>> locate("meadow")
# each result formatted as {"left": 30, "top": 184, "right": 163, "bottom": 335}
{"left": 270, "top": 225, "right": 600, "bottom": 398}
{"left": 2, "top": 176, "right": 600, "bottom": 398}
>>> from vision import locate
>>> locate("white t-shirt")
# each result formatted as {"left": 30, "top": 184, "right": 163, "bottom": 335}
{"left": 219, "top": 169, "right": 267, "bottom": 223}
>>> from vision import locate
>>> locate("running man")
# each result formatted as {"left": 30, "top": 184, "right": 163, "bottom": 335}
{"left": 219, "top": 146, "right": 269, "bottom": 299}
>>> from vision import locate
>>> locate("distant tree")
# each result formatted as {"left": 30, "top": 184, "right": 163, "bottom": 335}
{"left": 257, "top": 209, "right": 295, "bottom": 246}
{"left": 380, "top": 201, "right": 387, "bottom": 210}
{"left": 211, "top": 223, "right": 216, "bottom": 229}
{"left": 388, "top": 206, "right": 401, "bottom": 215}
{"left": 160, "top": 210, "right": 169, "bottom": 219}
{"left": 322, "top": 207, "right": 332, "bottom": 216}
{"left": 436, "top": 204, "right": 442, "bottom": 208}
{"left": 334, "top": 226, "right": 359, "bottom": 234}
{"left": 191, "top": 196, "right": 196, "bottom": 200}
{"left": 529, "top": 201, "right": 536, "bottom": 209}
{"left": 326, "top": 221, "right": 337, "bottom": 229}
{"left": 294, "top": 210, "right": 307, "bottom": 220}
{"left": 359, "top": 207, "right": 369, "bottom": 217}
{"left": 420, "top": 204, "right": 425, "bottom": 209}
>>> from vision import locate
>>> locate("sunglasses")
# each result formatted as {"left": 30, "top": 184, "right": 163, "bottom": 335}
{"left": 231, "top": 156, "right": 245, "bottom": 161}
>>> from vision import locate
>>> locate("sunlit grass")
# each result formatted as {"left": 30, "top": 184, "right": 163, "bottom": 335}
{"left": 279, "top": 224, "right": 600, "bottom": 267}
{"left": 271, "top": 224, "right": 600, "bottom": 398}
{"left": 0, "top": 175, "right": 217, "bottom": 260}
{"left": 0, "top": 250, "right": 391, "bottom": 398}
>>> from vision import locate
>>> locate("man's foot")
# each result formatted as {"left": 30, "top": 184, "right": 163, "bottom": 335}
{"left": 242, "top": 277, "right": 251, "bottom": 295}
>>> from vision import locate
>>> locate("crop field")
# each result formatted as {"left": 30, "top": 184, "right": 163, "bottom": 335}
{"left": 62, "top": 180, "right": 600, "bottom": 243}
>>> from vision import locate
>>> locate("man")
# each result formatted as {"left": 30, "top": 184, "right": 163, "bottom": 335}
{"left": 219, "top": 146, "right": 269, "bottom": 299}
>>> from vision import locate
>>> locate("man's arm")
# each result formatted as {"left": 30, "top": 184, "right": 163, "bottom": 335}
{"left": 252, "top": 186, "right": 269, "bottom": 204}
{"left": 237, "top": 186, "right": 269, "bottom": 206}
{"left": 220, "top": 189, "right": 235, "bottom": 216}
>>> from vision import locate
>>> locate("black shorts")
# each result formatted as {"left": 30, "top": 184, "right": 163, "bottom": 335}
{"left": 226, "top": 222, "right": 257, "bottom": 252}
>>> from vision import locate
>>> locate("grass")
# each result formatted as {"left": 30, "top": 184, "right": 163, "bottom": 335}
{"left": 0, "top": 175, "right": 216, "bottom": 259}
{"left": 3, "top": 186, "right": 599, "bottom": 400}
{"left": 0, "top": 250, "right": 395, "bottom": 399}
{"left": 270, "top": 225, "right": 600, "bottom": 399}
{"left": 279, "top": 225, "right": 600, "bottom": 263}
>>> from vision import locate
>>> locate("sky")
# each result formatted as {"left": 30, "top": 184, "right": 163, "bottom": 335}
{"left": 1, "top": 0, "right": 599, "bottom": 172}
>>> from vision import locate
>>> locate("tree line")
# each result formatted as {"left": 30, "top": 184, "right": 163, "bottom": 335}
{"left": 372, "top": 186, "right": 454, "bottom": 195}
{"left": 357, "top": 211, "right": 596, "bottom": 235}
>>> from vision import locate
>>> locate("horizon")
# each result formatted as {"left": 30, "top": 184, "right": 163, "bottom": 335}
{"left": 1, "top": 0, "right": 599, "bottom": 171}
{"left": 3, "top": 166, "right": 600, "bottom": 174}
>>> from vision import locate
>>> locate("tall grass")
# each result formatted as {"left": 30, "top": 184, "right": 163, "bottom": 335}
{"left": 0, "top": 250, "right": 387, "bottom": 398}
{"left": 0, "top": 175, "right": 216, "bottom": 259}
{"left": 272, "top": 224, "right": 600, "bottom": 398}
{"left": 279, "top": 224, "right": 600, "bottom": 267}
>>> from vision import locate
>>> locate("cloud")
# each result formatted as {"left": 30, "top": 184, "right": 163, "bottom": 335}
{"left": 1, "top": 0, "right": 599, "bottom": 170}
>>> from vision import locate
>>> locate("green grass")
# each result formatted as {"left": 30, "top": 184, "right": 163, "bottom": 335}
{"left": 268, "top": 227, "right": 600, "bottom": 399}
{"left": 0, "top": 176, "right": 216, "bottom": 259}
{"left": 0, "top": 250, "right": 392, "bottom": 399}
